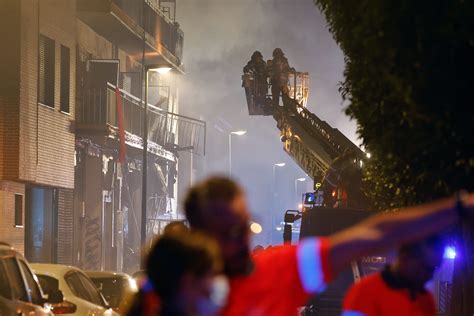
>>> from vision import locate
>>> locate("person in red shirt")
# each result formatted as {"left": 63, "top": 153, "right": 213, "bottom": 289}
{"left": 182, "top": 177, "right": 473, "bottom": 316}
{"left": 342, "top": 236, "right": 444, "bottom": 316}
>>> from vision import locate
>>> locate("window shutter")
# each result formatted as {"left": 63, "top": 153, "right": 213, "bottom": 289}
{"left": 60, "top": 45, "right": 70, "bottom": 113}
{"left": 38, "top": 34, "right": 55, "bottom": 107}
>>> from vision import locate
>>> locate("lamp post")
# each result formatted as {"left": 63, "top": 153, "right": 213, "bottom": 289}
{"left": 141, "top": 64, "right": 172, "bottom": 268}
{"left": 294, "top": 177, "right": 306, "bottom": 206}
{"left": 271, "top": 163, "right": 285, "bottom": 244}
{"left": 228, "top": 130, "right": 246, "bottom": 177}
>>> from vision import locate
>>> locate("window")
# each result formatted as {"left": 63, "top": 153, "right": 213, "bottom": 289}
{"left": 37, "top": 274, "right": 60, "bottom": 297}
{"left": 66, "top": 272, "right": 89, "bottom": 301}
{"left": 60, "top": 45, "right": 70, "bottom": 113}
{"left": 3, "top": 258, "right": 28, "bottom": 302}
{"left": 0, "top": 261, "right": 12, "bottom": 299}
{"left": 14, "top": 194, "right": 23, "bottom": 227}
{"left": 76, "top": 272, "right": 105, "bottom": 307}
{"left": 90, "top": 277, "right": 123, "bottom": 308}
{"left": 38, "top": 34, "right": 55, "bottom": 107}
{"left": 67, "top": 271, "right": 105, "bottom": 306}
{"left": 19, "top": 260, "right": 43, "bottom": 305}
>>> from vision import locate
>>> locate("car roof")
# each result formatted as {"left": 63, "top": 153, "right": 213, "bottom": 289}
{"left": 30, "top": 263, "right": 83, "bottom": 278}
{"left": 0, "top": 244, "right": 26, "bottom": 259}
{"left": 0, "top": 245, "right": 16, "bottom": 254}
{"left": 85, "top": 270, "right": 131, "bottom": 279}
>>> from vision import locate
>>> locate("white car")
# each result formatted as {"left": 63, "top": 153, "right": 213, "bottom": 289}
{"left": 0, "top": 244, "right": 58, "bottom": 316}
{"left": 31, "top": 264, "right": 118, "bottom": 316}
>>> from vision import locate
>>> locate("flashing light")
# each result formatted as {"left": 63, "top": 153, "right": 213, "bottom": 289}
{"left": 275, "top": 163, "right": 286, "bottom": 167}
{"left": 298, "top": 204, "right": 303, "bottom": 209}
{"left": 296, "top": 178, "right": 306, "bottom": 182}
{"left": 366, "top": 152, "right": 372, "bottom": 159}
{"left": 331, "top": 190, "right": 337, "bottom": 198}
{"left": 444, "top": 246, "right": 456, "bottom": 259}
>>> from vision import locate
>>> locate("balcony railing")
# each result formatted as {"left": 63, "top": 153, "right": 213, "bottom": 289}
{"left": 77, "top": 83, "right": 206, "bottom": 156}
{"left": 78, "top": 0, "right": 184, "bottom": 63}
{"left": 111, "top": 0, "right": 184, "bottom": 61}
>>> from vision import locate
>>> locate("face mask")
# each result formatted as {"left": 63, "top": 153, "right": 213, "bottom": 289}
{"left": 196, "top": 275, "right": 229, "bottom": 316}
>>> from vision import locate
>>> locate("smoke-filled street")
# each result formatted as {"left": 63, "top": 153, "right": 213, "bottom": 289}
{"left": 0, "top": 0, "right": 472, "bottom": 315}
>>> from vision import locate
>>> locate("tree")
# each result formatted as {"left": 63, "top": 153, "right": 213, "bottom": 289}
{"left": 314, "top": 0, "right": 474, "bottom": 314}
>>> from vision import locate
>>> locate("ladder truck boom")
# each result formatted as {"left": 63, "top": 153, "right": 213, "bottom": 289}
{"left": 242, "top": 54, "right": 368, "bottom": 209}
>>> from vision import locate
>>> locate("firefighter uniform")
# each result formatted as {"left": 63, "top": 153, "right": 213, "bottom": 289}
{"left": 342, "top": 267, "right": 436, "bottom": 316}
{"left": 220, "top": 237, "right": 333, "bottom": 316}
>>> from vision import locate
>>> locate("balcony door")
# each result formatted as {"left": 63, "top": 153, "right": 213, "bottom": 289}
{"left": 24, "top": 186, "right": 58, "bottom": 263}
{"left": 86, "top": 59, "right": 119, "bottom": 88}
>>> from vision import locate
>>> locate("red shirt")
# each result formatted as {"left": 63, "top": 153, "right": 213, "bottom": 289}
{"left": 343, "top": 272, "right": 436, "bottom": 316}
{"left": 220, "top": 237, "right": 332, "bottom": 316}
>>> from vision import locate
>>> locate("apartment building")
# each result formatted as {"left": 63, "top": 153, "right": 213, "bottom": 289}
{"left": 0, "top": 0, "right": 205, "bottom": 272}
{"left": 0, "top": 0, "right": 76, "bottom": 264}
{"left": 75, "top": 0, "right": 205, "bottom": 272}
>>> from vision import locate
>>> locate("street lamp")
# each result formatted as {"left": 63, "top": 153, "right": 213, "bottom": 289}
{"left": 141, "top": 64, "right": 172, "bottom": 268}
{"left": 228, "top": 130, "right": 247, "bottom": 177}
{"left": 250, "top": 221, "right": 263, "bottom": 234}
{"left": 294, "top": 177, "right": 306, "bottom": 205}
{"left": 271, "top": 163, "right": 285, "bottom": 244}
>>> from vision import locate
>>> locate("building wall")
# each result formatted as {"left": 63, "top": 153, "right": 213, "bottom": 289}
{"left": 0, "top": 1, "right": 21, "bottom": 180}
{"left": 77, "top": 20, "right": 114, "bottom": 61}
{"left": 57, "top": 188, "right": 74, "bottom": 264}
{"left": 0, "top": 181, "right": 25, "bottom": 253}
{"left": 18, "top": 0, "right": 76, "bottom": 189}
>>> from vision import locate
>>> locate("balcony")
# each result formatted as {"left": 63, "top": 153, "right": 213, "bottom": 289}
{"left": 76, "top": 83, "right": 206, "bottom": 160}
{"left": 77, "top": 0, "right": 184, "bottom": 73}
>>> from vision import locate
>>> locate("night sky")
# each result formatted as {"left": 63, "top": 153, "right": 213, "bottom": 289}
{"left": 176, "top": 0, "right": 359, "bottom": 245}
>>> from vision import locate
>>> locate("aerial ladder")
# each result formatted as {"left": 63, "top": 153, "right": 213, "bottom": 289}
{"left": 243, "top": 56, "right": 376, "bottom": 316}
{"left": 242, "top": 63, "right": 369, "bottom": 209}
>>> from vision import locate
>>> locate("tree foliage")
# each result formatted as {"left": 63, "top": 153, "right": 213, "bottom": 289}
{"left": 314, "top": 0, "right": 473, "bottom": 209}
{"left": 314, "top": 0, "right": 474, "bottom": 314}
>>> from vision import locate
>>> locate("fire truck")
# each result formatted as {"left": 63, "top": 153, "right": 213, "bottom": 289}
{"left": 242, "top": 57, "right": 380, "bottom": 315}
{"left": 242, "top": 55, "right": 453, "bottom": 316}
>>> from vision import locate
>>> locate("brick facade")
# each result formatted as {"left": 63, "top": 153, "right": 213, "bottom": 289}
{"left": 0, "top": 0, "right": 76, "bottom": 253}
{"left": 0, "top": 181, "right": 25, "bottom": 253}
{"left": 18, "top": 0, "right": 76, "bottom": 189}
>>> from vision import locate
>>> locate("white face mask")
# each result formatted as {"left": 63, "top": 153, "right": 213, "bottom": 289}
{"left": 196, "top": 275, "right": 229, "bottom": 316}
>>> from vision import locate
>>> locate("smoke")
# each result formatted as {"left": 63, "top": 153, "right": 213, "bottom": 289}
{"left": 176, "top": 0, "right": 358, "bottom": 245}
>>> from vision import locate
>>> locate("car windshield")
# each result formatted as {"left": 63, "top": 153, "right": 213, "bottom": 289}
{"left": 90, "top": 276, "right": 127, "bottom": 308}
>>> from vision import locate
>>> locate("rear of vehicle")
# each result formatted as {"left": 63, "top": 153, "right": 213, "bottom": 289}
{"left": 32, "top": 263, "right": 116, "bottom": 315}
{"left": 0, "top": 245, "right": 53, "bottom": 316}
{"left": 86, "top": 271, "right": 138, "bottom": 314}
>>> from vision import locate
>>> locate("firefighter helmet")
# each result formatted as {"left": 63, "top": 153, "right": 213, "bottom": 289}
{"left": 252, "top": 51, "right": 263, "bottom": 59}
{"left": 273, "top": 48, "right": 284, "bottom": 58}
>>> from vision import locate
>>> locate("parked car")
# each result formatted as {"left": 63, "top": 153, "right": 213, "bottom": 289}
{"left": 32, "top": 263, "right": 118, "bottom": 315}
{"left": 86, "top": 271, "right": 138, "bottom": 314}
{"left": 0, "top": 243, "right": 60, "bottom": 316}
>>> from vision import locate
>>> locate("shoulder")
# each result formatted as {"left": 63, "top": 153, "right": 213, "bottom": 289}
{"left": 353, "top": 273, "right": 384, "bottom": 292}
{"left": 343, "top": 273, "right": 383, "bottom": 313}
{"left": 253, "top": 244, "right": 296, "bottom": 267}
{"left": 422, "top": 291, "right": 436, "bottom": 308}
